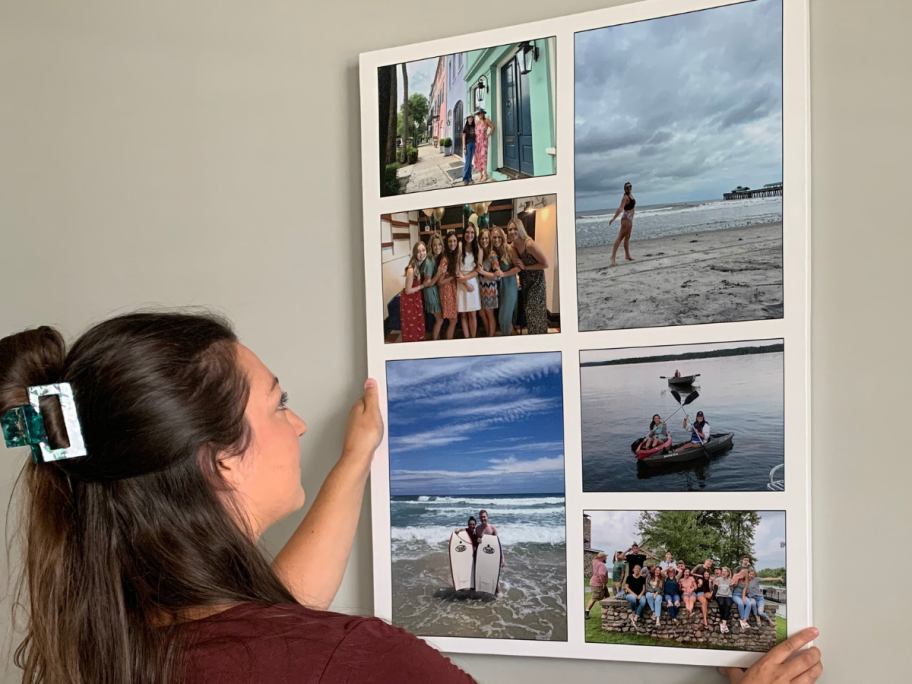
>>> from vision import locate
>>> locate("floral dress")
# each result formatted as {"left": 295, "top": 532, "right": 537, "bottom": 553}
{"left": 399, "top": 272, "right": 425, "bottom": 343}
{"left": 438, "top": 257, "right": 458, "bottom": 320}
{"left": 479, "top": 254, "right": 500, "bottom": 310}
{"left": 473, "top": 119, "right": 489, "bottom": 176}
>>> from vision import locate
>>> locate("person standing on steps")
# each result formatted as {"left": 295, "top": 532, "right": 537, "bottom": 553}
{"left": 607, "top": 181, "right": 636, "bottom": 265}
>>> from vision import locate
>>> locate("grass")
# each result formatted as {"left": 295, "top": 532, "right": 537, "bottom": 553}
{"left": 583, "top": 578, "right": 788, "bottom": 650}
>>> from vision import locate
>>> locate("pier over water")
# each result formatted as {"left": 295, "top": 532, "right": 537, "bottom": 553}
{"left": 724, "top": 182, "right": 783, "bottom": 200}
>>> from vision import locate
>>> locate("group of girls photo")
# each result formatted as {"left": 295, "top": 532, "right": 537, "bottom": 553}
{"left": 396, "top": 214, "right": 552, "bottom": 342}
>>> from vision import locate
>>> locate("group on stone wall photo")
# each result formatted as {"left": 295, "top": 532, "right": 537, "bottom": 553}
{"left": 380, "top": 195, "right": 560, "bottom": 343}
{"left": 584, "top": 510, "right": 786, "bottom": 653}
{"left": 378, "top": 38, "right": 557, "bottom": 196}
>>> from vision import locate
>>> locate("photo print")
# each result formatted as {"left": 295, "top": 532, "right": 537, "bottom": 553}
{"left": 584, "top": 510, "right": 787, "bottom": 653}
{"left": 381, "top": 195, "right": 560, "bottom": 343}
{"left": 580, "top": 340, "right": 784, "bottom": 492}
{"left": 386, "top": 352, "right": 567, "bottom": 641}
{"left": 575, "top": 0, "right": 784, "bottom": 331}
{"left": 378, "top": 38, "right": 556, "bottom": 196}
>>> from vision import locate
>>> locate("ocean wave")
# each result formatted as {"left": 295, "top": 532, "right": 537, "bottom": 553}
{"left": 391, "top": 524, "right": 565, "bottom": 546}
{"left": 395, "top": 496, "right": 564, "bottom": 507}
{"left": 414, "top": 506, "right": 566, "bottom": 516}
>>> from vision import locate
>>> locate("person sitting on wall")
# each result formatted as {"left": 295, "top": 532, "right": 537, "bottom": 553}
{"left": 624, "top": 565, "right": 648, "bottom": 625}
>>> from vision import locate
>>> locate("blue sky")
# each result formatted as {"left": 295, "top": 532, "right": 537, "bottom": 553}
{"left": 575, "top": 0, "right": 783, "bottom": 211}
{"left": 589, "top": 510, "right": 786, "bottom": 571}
{"left": 386, "top": 352, "right": 565, "bottom": 496}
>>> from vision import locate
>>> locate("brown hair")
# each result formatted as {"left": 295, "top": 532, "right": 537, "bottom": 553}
{"left": 1, "top": 312, "right": 297, "bottom": 684}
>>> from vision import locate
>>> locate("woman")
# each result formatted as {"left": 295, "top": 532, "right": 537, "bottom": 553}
{"left": 715, "top": 567, "right": 736, "bottom": 634}
{"left": 475, "top": 228, "right": 500, "bottom": 337}
{"left": 731, "top": 566, "right": 752, "bottom": 630}
{"left": 611, "top": 550, "right": 627, "bottom": 597}
{"left": 461, "top": 115, "right": 476, "bottom": 185}
{"left": 508, "top": 218, "right": 549, "bottom": 335}
{"left": 643, "top": 414, "right": 668, "bottom": 449}
{"left": 586, "top": 552, "right": 609, "bottom": 619}
{"left": 744, "top": 569, "right": 781, "bottom": 627}
{"left": 0, "top": 313, "right": 822, "bottom": 684}
{"left": 645, "top": 566, "right": 665, "bottom": 626}
{"left": 680, "top": 410, "right": 711, "bottom": 450}
{"left": 694, "top": 571, "right": 710, "bottom": 629}
{"left": 422, "top": 234, "right": 445, "bottom": 340}
{"left": 663, "top": 567, "right": 681, "bottom": 620}
{"left": 456, "top": 219, "right": 482, "bottom": 338}
{"left": 607, "top": 181, "right": 636, "bottom": 265}
{"left": 438, "top": 232, "right": 461, "bottom": 339}
{"left": 491, "top": 226, "right": 520, "bottom": 337}
{"left": 399, "top": 242, "right": 427, "bottom": 343}
{"left": 680, "top": 567, "right": 698, "bottom": 614}
{"left": 472, "top": 109, "right": 495, "bottom": 183}
{"left": 624, "top": 565, "right": 647, "bottom": 625}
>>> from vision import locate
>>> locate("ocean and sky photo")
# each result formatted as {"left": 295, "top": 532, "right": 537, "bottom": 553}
{"left": 386, "top": 352, "right": 567, "bottom": 641}
{"left": 574, "top": 0, "right": 784, "bottom": 331}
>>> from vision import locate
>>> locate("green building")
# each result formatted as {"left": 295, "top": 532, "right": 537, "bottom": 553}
{"left": 464, "top": 39, "right": 556, "bottom": 181}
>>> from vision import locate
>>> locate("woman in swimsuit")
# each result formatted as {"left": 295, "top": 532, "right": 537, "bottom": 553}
{"left": 607, "top": 181, "right": 636, "bottom": 265}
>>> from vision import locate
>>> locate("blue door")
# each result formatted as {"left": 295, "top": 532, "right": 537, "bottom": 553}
{"left": 500, "top": 57, "right": 534, "bottom": 176}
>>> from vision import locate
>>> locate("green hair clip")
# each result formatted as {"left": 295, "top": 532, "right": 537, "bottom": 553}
{"left": 1, "top": 383, "right": 87, "bottom": 463}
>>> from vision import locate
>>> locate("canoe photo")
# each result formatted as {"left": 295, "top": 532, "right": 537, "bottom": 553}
{"left": 381, "top": 195, "right": 560, "bottom": 344}
{"left": 584, "top": 510, "right": 787, "bottom": 652}
{"left": 580, "top": 340, "right": 784, "bottom": 492}
{"left": 377, "top": 38, "right": 557, "bottom": 197}
{"left": 574, "top": 0, "right": 784, "bottom": 332}
{"left": 386, "top": 352, "right": 567, "bottom": 640}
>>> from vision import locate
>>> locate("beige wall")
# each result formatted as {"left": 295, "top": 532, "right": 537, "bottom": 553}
{"left": 0, "top": 1, "right": 910, "bottom": 682}
{"left": 380, "top": 211, "right": 419, "bottom": 318}
{"left": 514, "top": 195, "right": 560, "bottom": 314}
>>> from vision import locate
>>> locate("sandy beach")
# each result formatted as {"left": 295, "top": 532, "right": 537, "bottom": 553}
{"left": 576, "top": 222, "right": 783, "bottom": 331}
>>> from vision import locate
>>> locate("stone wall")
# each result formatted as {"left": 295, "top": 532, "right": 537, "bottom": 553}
{"left": 599, "top": 596, "right": 779, "bottom": 652}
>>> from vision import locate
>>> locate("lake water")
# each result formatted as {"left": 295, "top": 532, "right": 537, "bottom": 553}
{"left": 581, "top": 352, "right": 784, "bottom": 491}
{"left": 391, "top": 493, "right": 567, "bottom": 641}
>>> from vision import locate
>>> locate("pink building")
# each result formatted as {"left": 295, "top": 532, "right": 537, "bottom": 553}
{"left": 429, "top": 56, "right": 447, "bottom": 144}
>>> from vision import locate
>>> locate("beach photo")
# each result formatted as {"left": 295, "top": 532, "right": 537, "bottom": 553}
{"left": 574, "top": 0, "right": 783, "bottom": 331}
{"left": 381, "top": 195, "right": 560, "bottom": 343}
{"left": 386, "top": 352, "right": 567, "bottom": 640}
{"left": 580, "top": 340, "right": 784, "bottom": 492}
{"left": 377, "top": 38, "right": 556, "bottom": 196}
{"left": 584, "top": 510, "right": 787, "bottom": 652}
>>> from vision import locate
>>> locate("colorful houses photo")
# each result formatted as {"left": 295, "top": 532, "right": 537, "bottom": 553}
{"left": 378, "top": 38, "right": 557, "bottom": 196}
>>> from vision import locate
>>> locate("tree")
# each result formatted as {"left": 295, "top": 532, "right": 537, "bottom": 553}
{"left": 399, "top": 63, "right": 409, "bottom": 164}
{"left": 711, "top": 511, "right": 760, "bottom": 570}
{"left": 757, "top": 567, "right": 787, "bottom": 584}
{"left": 387, "top": 66, "right": 398, "bottom": 166}
{"left": 636, "top": 511, "right": 721, "bottom": 567}
{"left": 377, "top": 65, "right": 394, "bottom": 194}
{"left": 397, "top": 94, "right": 430, "bottom": 149}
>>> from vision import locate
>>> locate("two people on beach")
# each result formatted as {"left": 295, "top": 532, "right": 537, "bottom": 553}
{"left": 589, "top": 546, "right": 783, "bottom": 635}
{"left": 607, "top": 181, "right": 636, "bottom": 265}
{"left": 456, "top": 509, "right": 504, "bottom": 567}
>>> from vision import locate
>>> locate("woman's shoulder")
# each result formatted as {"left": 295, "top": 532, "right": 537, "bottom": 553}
{"left": 183, "top": 603, "right": 476, "bottom": 684}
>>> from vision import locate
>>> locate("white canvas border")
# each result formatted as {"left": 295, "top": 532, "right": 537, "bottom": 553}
{"left": 358, "top": 0, "right": 811, "bottom": 668}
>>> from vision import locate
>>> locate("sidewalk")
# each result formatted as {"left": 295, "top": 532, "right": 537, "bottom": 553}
{"left": 397, "top": 143, "right": 464, "bottom": 193}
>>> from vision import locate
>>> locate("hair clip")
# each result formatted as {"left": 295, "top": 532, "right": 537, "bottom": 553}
{"left": 1, "top": 383, "right": 87, "bottom": 463}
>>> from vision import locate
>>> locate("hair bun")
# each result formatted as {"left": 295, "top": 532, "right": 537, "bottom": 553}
{"left": 0, "top": 326, "right": 68, "bottom": 445}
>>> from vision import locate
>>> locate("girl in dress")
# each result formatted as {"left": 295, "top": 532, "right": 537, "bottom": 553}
{"left": 475, "top": 228, "right": 500, "bottom": 337}
{"left": 508, "top": 218, "right": 550, "bottom": 335}
{"left": 422, "top": 234, "right": 445, "bottom": 340}
{"left": 473, "top": 109, "right": 495, "bottom": 183}
{"left": 456, "top": 218, "right": 482, "bottom": 339}
{"left": 491, "top": 226, "right": 520, "bottom": 336}
{"left": 399, "top": 242, "right": 427, "bottom": 343}
{"left": 438, "top": 232, "right": 461, "bottom": 339}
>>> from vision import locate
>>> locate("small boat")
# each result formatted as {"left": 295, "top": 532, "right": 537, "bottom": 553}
{"left": 667, "top": 374, "right": 698, "bottom": 387}
{"left": 637, "top": 432, "right": 734, "bottom": 467}
{"left": 634, "top": 434, "right": 673, "bottom": 460}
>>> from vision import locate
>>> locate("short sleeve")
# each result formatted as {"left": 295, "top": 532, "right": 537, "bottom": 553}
{"left": 320, "top": 618, "right": 477, "bottom": 684}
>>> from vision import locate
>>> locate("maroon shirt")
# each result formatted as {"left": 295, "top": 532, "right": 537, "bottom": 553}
{"left": 183, "top": 603, "right": 477, "bottom": 684}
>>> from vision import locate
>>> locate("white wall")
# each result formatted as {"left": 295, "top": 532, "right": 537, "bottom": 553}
{"left": 1, "top": 1, "right": 910, "bottom": 682}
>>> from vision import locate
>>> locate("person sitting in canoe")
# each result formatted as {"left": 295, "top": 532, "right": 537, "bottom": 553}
{"left": 642, "top": 414, "right": 669, "bottom": 450}
{"left": 673, "top": 369, "right": 682, "bottom": 378}
{"left": 680, "top": 410, "right": 710, "bottom": 450}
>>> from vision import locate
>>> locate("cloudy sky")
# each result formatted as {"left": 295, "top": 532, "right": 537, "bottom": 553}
{"left": 394, "top": 56, "right": 441, "bottom": 106}
{"left": 589, "top": 510, "right": 786, "bottom": 570}
{"left": 386, "top": 353, "right": 565, "bottom": 496}
{"left": 575, "top": 0, "right": 783, "bottom": 211}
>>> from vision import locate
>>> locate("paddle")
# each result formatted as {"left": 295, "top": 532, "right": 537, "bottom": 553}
{"left": 659, "top": 374, "right": 701, "bottom": 379}
{"left": 683, "top": 413, "right": 711, "bottom": 459}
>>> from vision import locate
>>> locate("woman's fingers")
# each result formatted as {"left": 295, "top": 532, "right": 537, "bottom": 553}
{"left": 766, "top": 628, "right": 819, "bottom": 666}
{"left": 790, "top": 661, "right": 824, "bottom": 684}
{"left": 783, "top": 646, "right": 822, "bottom": 681}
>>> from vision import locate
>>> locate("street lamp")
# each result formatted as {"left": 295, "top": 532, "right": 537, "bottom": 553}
{"left": 520, "top": 41, "right": 539, "bottom": 74}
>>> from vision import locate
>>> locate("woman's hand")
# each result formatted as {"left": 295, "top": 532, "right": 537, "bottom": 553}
{"left": 494, "top": 269, "right": 504, "bottom": 278}
{"left": 341, "top": 379, "right": 383, "bottom": 464}
{"left": 609, "top": 217, "right": 615, "bottom": 225}
{"left": 720, "top": 628, "right": 822, "bottom": 684}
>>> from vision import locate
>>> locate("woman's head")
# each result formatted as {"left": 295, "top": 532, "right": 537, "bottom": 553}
{"left": 0, "top": 312, "right": 306, "bottom": 682}
{"left": 683, "top": 568, "right": 691, "bottom": 579}
{"left": 446, "top": 231, "right": 459, "bottom": 252}
{"left": 695, "top": 411, "right": 705, "bottom": 422}
{"left": 747, "top": 570, "right": 756, "bottom": 581}
{"left": 722, "top": 567, "right": 732, "bottom": 579}
{"left": 429, "top": 233, "right": 444, "bottom": 258}
{"left": 405, "top": 241, "right": 427, "bottom": 277}
{"left": 652, "top": 414, "right": 661, "bottom": 426}
{"left": 624, "top": 182, "right": 632, "bottom": 193}
{"left": 491, "top": 226, "right": 508, "bottom": 260}
{"left": 506, "top": 218, "right": 528, "bottom": 243}
{"left": 478, "top": 228, "right": 490, "bottom": 252}
{"left": 464, "top": 217, "right": 478, "bottom": 244}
